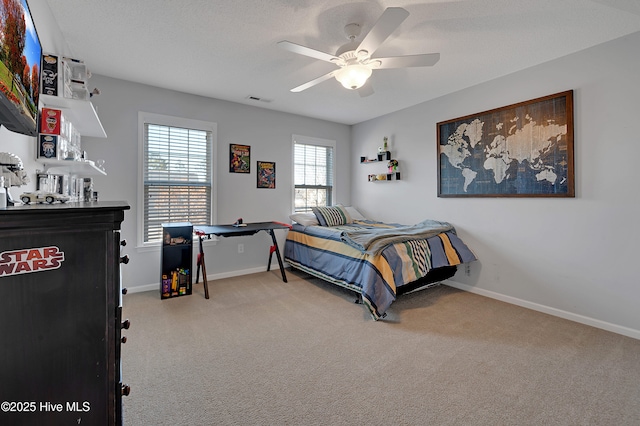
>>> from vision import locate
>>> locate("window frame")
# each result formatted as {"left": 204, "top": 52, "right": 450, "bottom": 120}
{"left": 291, "top": 134, "right": 336, "bottom": 213}
{"left": 137, "top": 111, "right": 217, "bottom": 248}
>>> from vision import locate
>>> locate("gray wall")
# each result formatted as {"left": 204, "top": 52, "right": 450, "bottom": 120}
{"left": 82, "top": 76, "right": 351, "bottom": 289}
{"left": 351, "top": 31, "right": 640, "bottom": 338}
{"left": 0, "top": 78, "right": 351, "bottom": 290}
{"left": 10, "top": 1, "right": 350, "bottom": 290}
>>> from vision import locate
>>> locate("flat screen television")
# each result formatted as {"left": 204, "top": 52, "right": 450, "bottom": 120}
{"left": 0, "top": 0, "right": 41, "bottom": 136}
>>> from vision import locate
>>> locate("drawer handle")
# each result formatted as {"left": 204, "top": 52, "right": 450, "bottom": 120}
{"left": 120, "top": 255, "right": 130, "bottom": 264}
{"left": 121, "top": 384, "right": 131, "bottom": 396}
{"left": 121, "top": 319, "right": 130, "bottom": 330}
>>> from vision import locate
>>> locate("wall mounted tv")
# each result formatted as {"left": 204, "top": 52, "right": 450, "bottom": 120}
{"left": 0, "top": 0, "right": 41, "bottom": 136}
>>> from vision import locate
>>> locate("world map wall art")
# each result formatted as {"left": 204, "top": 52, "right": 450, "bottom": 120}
{"left": 437, "top": 90, "right": 574, "bottom": 197}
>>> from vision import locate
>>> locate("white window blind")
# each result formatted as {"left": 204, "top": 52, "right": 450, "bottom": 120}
{"left": 143, "top": 123, "right": 212, "bottom": 243}
{"left": 294, "top": 140, "right": 334, "bottom": 212}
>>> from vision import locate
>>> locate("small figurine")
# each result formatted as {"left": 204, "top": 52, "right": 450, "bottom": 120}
{"left": 388, "top": 159, "right": 398, "bottom": 173}
{"left": 378, "top": 137, "right": 389, "bottom": 155}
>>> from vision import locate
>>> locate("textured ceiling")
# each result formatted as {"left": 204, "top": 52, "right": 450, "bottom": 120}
{"left": 37, "top": 0, "right": 640, "bottom": 125}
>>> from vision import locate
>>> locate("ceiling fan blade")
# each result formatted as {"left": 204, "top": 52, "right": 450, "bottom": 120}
{"left": 357, "top": 7, "right": 410, "bottom": 58}
{"left": 278, "top": 40, "right": 338, "bottom": 63}
{"left": 375, "top": 53, "right": 440, "bottom": 69}
{"left": 358, "top": 82, "right": 375, "bottom": 98}
{"left": 290, "top": 70, "right": 338, "bottom": 92}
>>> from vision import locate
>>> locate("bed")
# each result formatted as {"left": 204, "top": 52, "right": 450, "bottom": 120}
{"left": 284, "top": 205, "right": 477, "bottom": 319}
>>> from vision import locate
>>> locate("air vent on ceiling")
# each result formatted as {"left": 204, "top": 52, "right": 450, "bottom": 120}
{"left": 246, "top": 95, "right": 272, "bottom": 103}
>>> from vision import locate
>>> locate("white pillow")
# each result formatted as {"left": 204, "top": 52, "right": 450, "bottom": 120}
{"left": 344, "top": 206, "right": 366, "bottom": 220}
{"left": 289, "top": 213, "right": 319, "bottom": 226}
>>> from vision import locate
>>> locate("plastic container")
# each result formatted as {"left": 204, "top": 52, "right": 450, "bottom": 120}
{"left": 0, "top": 177, "right": 6, "bottom": 208}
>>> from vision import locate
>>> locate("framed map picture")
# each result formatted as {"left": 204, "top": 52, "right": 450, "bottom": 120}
{"left": 230, "top": 144, "right": 250, "bottom": 173}
{"left": 437, "top": 90, "right": 574, "bottom": 197}
{"left": 257, "top": 161, "right": 276, "bottom": 188}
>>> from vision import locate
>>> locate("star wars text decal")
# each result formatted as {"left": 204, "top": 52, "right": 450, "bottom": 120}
{"left": 0, "top": 246, "right": 65, "bottom": 277}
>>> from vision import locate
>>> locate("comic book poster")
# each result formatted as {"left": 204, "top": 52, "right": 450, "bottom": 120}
{"left": 257, "top": 161, "right": 276, "bottom": 188}
{"left": 229, "top": 144, "right": 250, "bottom": 173}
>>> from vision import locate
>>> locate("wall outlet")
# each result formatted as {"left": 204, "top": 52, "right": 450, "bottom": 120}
{"left": 238, "top": 243, "right": 244, "bottom": 254}
{"left": 465, "top": 264, "right": 471, "bottom": 276}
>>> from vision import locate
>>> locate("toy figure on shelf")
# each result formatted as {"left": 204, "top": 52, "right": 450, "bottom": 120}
{"left": 388, "top": 159, "right": 398, "bottom": 173}
{"left": 0, "top": 152, "right": 30, "bottom": 206}
{"left": 377, "top": 136, "right": 389, "bottom": 155}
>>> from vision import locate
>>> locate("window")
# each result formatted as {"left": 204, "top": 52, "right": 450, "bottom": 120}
{"left": 139, "top": 112, "right": 216, "bottom": 245}
{"left": 293, "top": 135, "right": 335, "bottom": 212}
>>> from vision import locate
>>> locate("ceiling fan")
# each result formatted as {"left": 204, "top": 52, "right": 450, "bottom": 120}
{"left": 278, "top": 7, "right": 440, "bottom": 95}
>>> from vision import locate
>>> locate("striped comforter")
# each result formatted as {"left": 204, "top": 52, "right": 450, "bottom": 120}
{"left": 284, "top": 219, "right": 477, "bottom": 319}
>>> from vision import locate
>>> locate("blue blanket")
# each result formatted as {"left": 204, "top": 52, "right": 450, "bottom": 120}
{"left": 340, "top": 219, "right": 454, "bottom": 255}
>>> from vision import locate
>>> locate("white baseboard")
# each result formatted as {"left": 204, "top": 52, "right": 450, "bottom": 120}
{"left": 126, "top": 283, "right": 159, "bottom": 294}
{"left": 125, "top": 265, "right": 275, "bottom": 295}
{"left": 444, "top": 279, "right": 640, "bottom": 341}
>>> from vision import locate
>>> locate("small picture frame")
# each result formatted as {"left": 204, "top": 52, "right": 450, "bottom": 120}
{"left": 257, "top": 161, "right": 276, "bottom": 188}
{"left": 229, "top": 144, "right": 250, "bottom": 173}
{"left": 38, "top": 134, "right": 58, "bottom": 159}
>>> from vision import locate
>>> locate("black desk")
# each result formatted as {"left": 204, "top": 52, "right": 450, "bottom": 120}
{"left": 194, "top": 221, "right": 291, "bottom": 299}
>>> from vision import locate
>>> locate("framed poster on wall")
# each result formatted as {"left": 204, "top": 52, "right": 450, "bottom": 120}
{"left": 437, "top": 90, "right": 574, "bottom": 197}
{"left": 229, "top": 144, "right": 250, "bottom": 173}
{"left": 257, "top": 161, "right": 276, "bottom": 188}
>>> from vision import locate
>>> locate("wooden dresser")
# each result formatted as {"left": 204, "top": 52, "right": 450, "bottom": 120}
{"left": 0, "top": 201, "right": 130, "bottom": 425}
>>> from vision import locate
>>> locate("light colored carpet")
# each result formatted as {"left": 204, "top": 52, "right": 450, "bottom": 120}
{"left": 121, "top": 270, "right": 640, "bottom": 425}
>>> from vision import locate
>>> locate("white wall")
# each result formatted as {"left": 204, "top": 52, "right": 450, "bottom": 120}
{"left": 81, "top": 76, "right": 351, "bottom": 290}
{"left": 351, "top": 31, "right": 640, "bottom": 338}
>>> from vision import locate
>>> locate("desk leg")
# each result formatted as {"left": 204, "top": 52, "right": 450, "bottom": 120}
{"left": 267, "top": 230, "right": 287, "bottom": 283}
{"left": 197, "top": 235, "right": 210, "bottom": 299}
{"left": 195, "top": 242, "right": 201, "bottom": 284}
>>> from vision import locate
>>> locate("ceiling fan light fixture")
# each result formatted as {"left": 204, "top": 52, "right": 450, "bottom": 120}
{"left": 279, "top": 8, "right": 439, "bottom": 93}
{"left": 335, "top": 64, "right": 372, "bottom": 90}
{"left": 356, "top": 49, "right": 369, "bottom": 60}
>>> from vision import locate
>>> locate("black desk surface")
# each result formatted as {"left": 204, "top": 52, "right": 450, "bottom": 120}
{"left": 194, "top": 221, "right": 290, "bottom": 237}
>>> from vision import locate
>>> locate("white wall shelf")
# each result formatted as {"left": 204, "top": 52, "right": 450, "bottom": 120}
{"left": 40, "top": 94, "right": 107, "bottom": 138}
{"left": 39, "top": 159, "right": 106, "bottom": 176}
{"left": 360, "top": 151, "right": 391, "bottom": 163}
{"left": 368, "top": 172, "right": 401, "bottom": 182}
